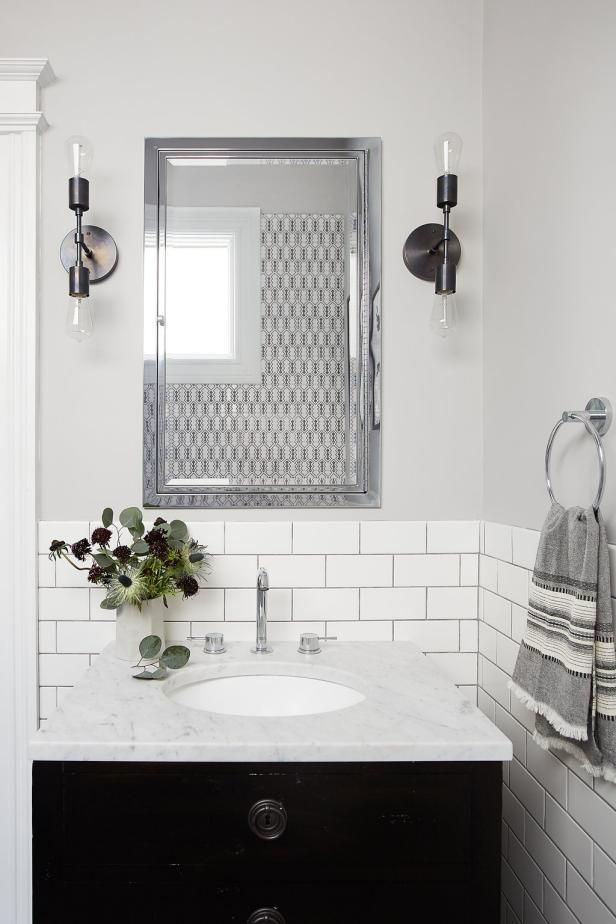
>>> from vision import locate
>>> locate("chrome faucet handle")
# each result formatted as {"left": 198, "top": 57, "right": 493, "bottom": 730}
{"left": 187, "top": 631, "right": 226, "bottom": 654}
{"left": 298, "top": 632, "right": 338, "bottom": 654}
{"left": 257, "top": 567, "right": 269, "bottom": 591}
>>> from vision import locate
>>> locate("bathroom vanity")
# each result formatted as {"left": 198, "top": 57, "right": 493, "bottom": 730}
{"left": 31, "top": 642, "right": 511, "bottom": 923}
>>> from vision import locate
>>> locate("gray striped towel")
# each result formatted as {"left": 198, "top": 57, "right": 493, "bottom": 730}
{"left": 510, "top": 503, "right": 616, "bottom": 780}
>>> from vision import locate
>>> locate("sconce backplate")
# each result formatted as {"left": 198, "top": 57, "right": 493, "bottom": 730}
{"left": 60, "top": 225, "right": 118, "bottom": 282}
{"left": 403, "top": 223, "right": 461, "bottom": 283}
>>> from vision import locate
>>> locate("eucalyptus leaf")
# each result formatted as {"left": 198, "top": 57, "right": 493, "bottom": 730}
{"left": 169, "top": 519, "right": 189, "bottom": 541}
{"left": 132, "top": 668, "right": 168, "bottom": 681}
{"left": 93, "top": 552, "right": 115, "bottom": 569}
{"left": 139, "top": 635, "right": 162, "bottom": 659}
{"left": 99, "top": 598, "right": 118, "bottom": 610}
{"left": 160, "top": 645, "right": 191, "bottom": 670}
{"left": 102, "top": 507, "right": 113, "bottom": 528}
{"left": 189, "top": 552, "right": 204, "bottom": 563}
{"left": 129, "top": 521, "right": 145, "bottom": 539}
{"left": 131, "top": 540, "right": 149, "bottom": 555}
{"left": 119, "top": 506, "right": 143, "bottom": 529}
{"left": 168, "top": 538, "right": 184, "bottom": 550}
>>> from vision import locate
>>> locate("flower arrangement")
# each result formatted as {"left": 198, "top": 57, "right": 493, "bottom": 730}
{"left": 48, "top": 506, "right": 211, "bottom": 611}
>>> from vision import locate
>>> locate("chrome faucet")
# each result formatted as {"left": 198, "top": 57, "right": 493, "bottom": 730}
{"left": 252, "top": 567, "right": 272, "bottom": 654}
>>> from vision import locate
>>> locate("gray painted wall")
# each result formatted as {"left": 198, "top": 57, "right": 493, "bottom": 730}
{"left": 0, "top": 0, "right": 483, "bottom": 521}
{"left": 483, "top": 0, "right": 616, "bottom": 540}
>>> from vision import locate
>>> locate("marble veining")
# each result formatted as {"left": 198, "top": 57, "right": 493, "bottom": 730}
{"left": 31, "top": 641, "right": 512, "bottom": 763}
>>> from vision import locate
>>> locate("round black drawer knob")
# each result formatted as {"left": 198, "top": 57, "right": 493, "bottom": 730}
{"left": 247, "top": 910, "right": 285, "bottom": 924}
{"left": 247, "top": 799, "right": 287, "bottom": 840}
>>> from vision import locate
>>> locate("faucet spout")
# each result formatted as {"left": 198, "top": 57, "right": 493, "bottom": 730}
{"left": 252, "top": 567, "right": 272, "bottom": 654}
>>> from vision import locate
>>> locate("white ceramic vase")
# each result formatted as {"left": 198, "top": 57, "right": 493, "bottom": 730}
{"left": 114, "top": 597, "right": 167, "bottom": 662}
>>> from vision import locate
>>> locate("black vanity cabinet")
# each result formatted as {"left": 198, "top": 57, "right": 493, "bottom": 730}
{"left": 33, "top": 760, "right": 501, "bottom": 923}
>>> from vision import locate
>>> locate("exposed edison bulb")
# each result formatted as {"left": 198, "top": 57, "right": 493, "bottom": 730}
{"left": 66, "top": 135, "right": 93, "bottom": 178}
{"left": 66, "top": 297, "right": 93, "bottom": 341}
{"left": 434, "top": 132, "right": 463, "bottom": 175}
{"left": 431, "top": 292, "right": 458, "bottom": 338}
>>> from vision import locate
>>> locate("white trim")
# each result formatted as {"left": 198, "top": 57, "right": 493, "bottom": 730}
{"left": 0, "top": 56, "right": 52, "bottom": 924}
{"left": 0, "top": 59, "right": 53, "bottom": 84}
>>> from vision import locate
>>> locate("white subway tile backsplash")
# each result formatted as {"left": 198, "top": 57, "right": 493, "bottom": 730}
{"left": 394, "top": 554, "right": 459, "bottom": 587}
{"left": 461, "top": 554, "right": 479, "bottom": 586}
{"left": 427, "top": 586, "right": 477, "bottom": 620}
{"left": 38, "top": 622, "right": 56, "bottom": 653}
{"left": 512, "top": 528, "right": 540, "bottom": 571}
{"left": 39, "top": 687, "right": 57, "bottom": 721}
{"left": 524, "top": 812, "right": 566, "bottom": 897}
{"left": 543, "top": 879, "right": 579, "bottom": 924}
{"left": 268, "top": 621, "right": 326, "bottom": 642}
{"left": 360, "top": 587, "right": 425, "bottom": 620}
{"left": 38, "top": 521, "right": 89, "bottom": 554}
{"left": 494, "top": 703, "right": 527, "bottom": 763}
{"left": 568, "top": 772, "right": 616, "bottom": 862}
{"left": 225, "top": 522, "right": 292, "bottom": 554}
{"left": 56, "top": 621, "right": 116, "bottom": 654}
{"left": 510, "top": 759, "right": 545, "bottom": 826}
{"left": 182, "top": 522, "right": 225, "bottom": 554}
{"left": 480, "top": 554, "right": 498, "bottom": 592}
{"left": 226, "top": 588, "right": 291, "bottom": 621}
{"left": 497, "top": 634, "right": 520, "bottom": 675}
{"left": 502, "top": 858, "right": 525, "bottom": 921}
{"left": 260, "top": 554, "right": 325, "bottom": 588}
{"left": 503, "top": 784, "right": 526, "bottom": 840}
{"left": 485, "top": 522, "right": 513, "bottom": 562}
{"left": 526, "top": 736, "right": 567, "bottom": 808}
{"left": 594, "top": 848, "right": 616, "bottom": 914}
{"left": 498, "top": 561, "right": 530, "bottom": 608}
{"left": 460, "top": 621, "right": 478, "bottom": 651}
{"left": 427, "top": 520, "right": 479, "bottom": 553}
{"left": 482, "top": 656, "right": 511, "bottom": 709}
{"left": 545, "top": 795, "right": 593, "bottom": 883}
{"left": 294, "top": 588, "right": 358, "bottom": 621}
{"left": 207, "top": 555, "right": 258, "bottom": 588}
{"left": 425, "top": 652, "right": 477, "bottom": 685}
{"left": 508, "top": 830, "right": 543, "bottom": 909}
{"left": 394, "top": 619, "right": 459, "bottom": 651}
{"left": 327, "top": 555, "right": 391, "bottom": 587}
{"left": 164, "top": 589, "right": 225, "bottom": 622}
{"left": 360, "top": 521, "right": 426, "bottom": 554}
{"left": 567, "top": 863, "right": 616, "bottom": 924}
{"left": 38, "top": 554, "right": 56, "bottom": 588}
{"left": 55, "top": 556, "right": 93, "bottom": 588}
{"left": 39, "top": 587, "right": 89, "bottom": 621}
{"left": 328, "top": 620, "right": 393, "bottom": 641}
{"left": 511, "top": 604, "right": 527, "bottom": 644}
{"left": 483, "top": 590, "right": 512, "bottom": 635}
{"left": 293, "top": 522, "right": 359, "bottom": 554}
{"left": 479, "top": 622, "right": 497, "bottom": 661}
{"left": 39, "top": 654, "right": 90, "bottom": 686}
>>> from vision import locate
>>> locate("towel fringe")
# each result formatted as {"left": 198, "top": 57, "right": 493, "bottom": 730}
{"left": 508, "top": 680, "right": 588, "bottom": 741}
{"left": 533, "top": 732, "right": 602, "bottom": 777}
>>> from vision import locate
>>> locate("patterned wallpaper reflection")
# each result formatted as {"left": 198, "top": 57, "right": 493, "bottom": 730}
{"left": 145, "top": 213, "right": 355, "bottom": 487}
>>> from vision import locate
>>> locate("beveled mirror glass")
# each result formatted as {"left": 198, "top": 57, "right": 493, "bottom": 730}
{"left": 143, "top": 138, "right": 381, "bottom": 508}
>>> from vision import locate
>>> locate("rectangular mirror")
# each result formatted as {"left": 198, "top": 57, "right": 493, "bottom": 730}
{"left": 143, "top": 138, "right": 381, "bottom": 508}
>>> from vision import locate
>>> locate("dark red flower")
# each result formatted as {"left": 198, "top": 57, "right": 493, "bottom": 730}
{"left": 91, "top": 527, "right": 112, "bottom": 547}
{"left": 176, "top": 575, "right": 199, "bottom": 598}
{"left": 144, "top": 527, "right": 169, "bottom": 560}
{"left": 88, "top": 565, "right": 105, "bottom": 584}
{"left": 71, "top": 538, "right": 92, "bottom": 561}
{"left": 114, "top": 545, "right": 132, "bottom": 564}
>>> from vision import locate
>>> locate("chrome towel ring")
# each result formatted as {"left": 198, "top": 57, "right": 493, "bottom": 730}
{"left": 545, "top": 397, "right": 612, "bottom": 511}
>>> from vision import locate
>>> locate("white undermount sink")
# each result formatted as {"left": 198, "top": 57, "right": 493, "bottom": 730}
{"left": 165, "top": 673, "right": 365, "bottom": 717}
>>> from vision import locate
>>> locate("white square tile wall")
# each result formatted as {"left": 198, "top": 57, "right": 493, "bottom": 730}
{"left": 478, "top": 521, "right": 616, "bottom": 924}
{"left": 36, "top": 519, "right": 479, "bottom": 717}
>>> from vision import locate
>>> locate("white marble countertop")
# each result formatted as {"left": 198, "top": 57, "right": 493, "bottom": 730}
{"left": 30, "top": 641, "right": 512, "bottom": 763}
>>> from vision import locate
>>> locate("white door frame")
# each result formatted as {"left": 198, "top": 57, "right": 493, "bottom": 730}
{"left": 0, "top": 57, "right": 53, "bottom": 924}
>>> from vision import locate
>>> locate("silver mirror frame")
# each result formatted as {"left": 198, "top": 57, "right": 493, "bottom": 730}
{"left": 143, "top": 137, "right": 381, "bottom": 509}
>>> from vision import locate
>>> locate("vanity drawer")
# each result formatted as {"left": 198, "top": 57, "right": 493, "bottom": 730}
{"left": 34, "top": 760, "right": 500, "bottom": 890}
{"left": 35, "top": 878, "right": 479, "bottom": 923}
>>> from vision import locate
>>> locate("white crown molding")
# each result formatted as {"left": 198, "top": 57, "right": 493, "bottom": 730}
{"left": 0, "top": 57, "right": 54, "bottom": 85}
{"left": 0, "top": 112, "right": 48, "bottom": 131}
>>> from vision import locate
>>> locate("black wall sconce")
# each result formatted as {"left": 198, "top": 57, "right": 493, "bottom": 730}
{"left": 403, "top": 133, "right": 462, "bottom": 338}
{"left": 60, "top": 137, "right": 118, "bottom": 341}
